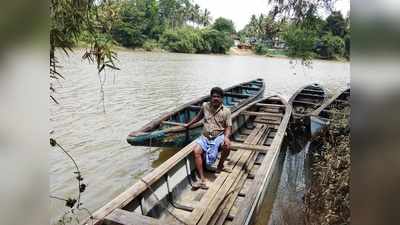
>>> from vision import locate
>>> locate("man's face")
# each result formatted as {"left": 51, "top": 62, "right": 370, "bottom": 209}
{"left": 211, "top": 93, "right": 223, "bottom": 108}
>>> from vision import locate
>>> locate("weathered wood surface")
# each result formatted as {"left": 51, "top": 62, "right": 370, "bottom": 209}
{"left": 310, "top": 88, "right": 350, "bottom": 116}
{"left": 88, "top": 95, "right": 290, "bottom": 225}
{"left": 255, "top": 103, "right": 285, "bottom": 108}
{"left": 193, "top": 125, "right": 269, "bottom": 225}
{"left": 242, "top": 111, "right": 283, "bottom": 118}
{"left": 231, "top": 104, "right": 292, "bottom": 225}
{"left": 230, "top": 142, "right": 270, "bottom": 152}
{"left": 104, "top": 208, "right": 180, "bottom": 225}
{"left": 85, "top": 142, "right": 197, "bottom": 225}
{"left": 211, "top": 127, "right": 272, "bottom": 225}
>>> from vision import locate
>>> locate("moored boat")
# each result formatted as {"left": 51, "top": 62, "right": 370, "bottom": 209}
{"left": 127, "top": 79, "right": 265, "bottom": 148}
{"left": 289, "top": 83, "right": 327, "bottom": 118}
{"left": 86, "top": 95, "right": 292, "bottom": 225}
{"left": 309, "top": 87, "right": 351, "bottom": 137}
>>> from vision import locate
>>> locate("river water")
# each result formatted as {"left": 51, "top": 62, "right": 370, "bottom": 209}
{"left": 50, "top": 50, "right": 349, "bottom": 223}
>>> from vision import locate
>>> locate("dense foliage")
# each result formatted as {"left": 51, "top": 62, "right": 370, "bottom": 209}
{"left": 305, "top": 107, "right": 350, "bottom": 225}
{"left": 212, "top": 17, "right": 236, "bottom": 34}
{"left": 96, "top": 0, "right": 233, "bottom": 53}
{"left": 160, "top": 27, "right": 234, "bottom": 54}
{"left": 240, "top": 0, "right": 350, "bottom": 61}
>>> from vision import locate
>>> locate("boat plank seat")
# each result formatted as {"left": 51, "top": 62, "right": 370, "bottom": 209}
{"left": 255, "top": 103, "right": 285, "bottom": 108}
{"left": 104, "top": 208, "right": 180, "bottom": 225}
{"left": 230, "top": 142, "right": 270, "bottom": 153}
{"left": 161, "top": 121, "right": 186, "bottom": 126}
{"left": 242, "top": 111, "right": 283, "bottom": 118}
{"left": 259, "top": 108, "right": 281, "bottom": 113}
{"left": 303, "top": 88, "right": 325, "bottom": 93}
{"left": 253, "top": 118, "right": 281, "bottom": 125}
{"left": 293, "top": 100, "right": 319, "bottom": 105}
{"left": 298, "top": 93, "right": 325, "bottom": 98}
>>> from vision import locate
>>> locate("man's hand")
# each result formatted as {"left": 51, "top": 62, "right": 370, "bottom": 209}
{"left": 223, "top": 137, "right": 231, "bottom": 150}
{"left": 183, "top": 123, "right": 190, "bottom": 129}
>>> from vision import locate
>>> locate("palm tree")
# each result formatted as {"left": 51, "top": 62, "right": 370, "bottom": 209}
{"left": 201, "top": 8, "right": 211, "bottom": 27}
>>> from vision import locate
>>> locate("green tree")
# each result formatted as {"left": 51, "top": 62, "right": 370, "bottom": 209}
{"left": 316, "top": 32, "right": 345, "bottom": 59}
{"left": 283, "top": 25, "right": 318, "bottom": 62}
{"left": 160, "top": 27, "right": 204, "bottom": 53}
{"left": 201, "top": 29, "right": 234, "bottom": 53}
{"left": 268, "top": 0, "right": 336, "bottom": 23}
{"left": 200, "top": 9, "right": 212, "bottom": 27}
{"left": 212, "top": 17, "right": 236, "bottom": 34}
{"left": 325, "top": 11, "right": 346, "bottom": 37}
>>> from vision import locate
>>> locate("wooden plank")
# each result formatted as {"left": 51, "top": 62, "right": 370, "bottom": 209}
{"left": 209, "top": 125, "right": 271, "bottom": 225}
{"left": 255, "top": 103, "right": 284, "bottom": 108}
{"left": 242, "top": 111, "right": 283, "bottom": 118}
{"left": 259, "top": 108, "right": 281, "bottom": 113}
{"left": 104, "top": 208, "right": 179, "bottom": 225}
{"left": 230, "top": 142, "right": 270, "bottom": 153}
{"left": 161, "top": 121, "right": 186, "bottom": 126}
{"left": 213, "top": 152, "right": 261, "bottom": 225}
{"left": 196, "top": 125, "right": 268, "bottom": 225}
{"left": 207, "top": 172, "right": 248, "bottom": 225}
{"left": 298, "top": 93, "right": 325, "bottom": 98}
{"left": 292, "top": 100, "right": 318, "bottom": 105}
{"left": 231, "top": 104, "right": 292, "bottom": 225}
{"left": 187, "top": 125, "right": 265, "bottom": 225}
{"left": 253, "top": 119, "right": 281, "bottom": 125}
{"left": 303, "top": 88, "right": 325, "bottom": 93}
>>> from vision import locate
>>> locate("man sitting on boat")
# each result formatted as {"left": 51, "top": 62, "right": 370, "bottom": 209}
{"left": 184, "top": 87, "right": 232, "bottom": 190}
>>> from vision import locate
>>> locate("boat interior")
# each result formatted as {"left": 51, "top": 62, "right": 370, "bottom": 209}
{"left": 160, "top": 79, "right": 264, "bottom": 130}
{"left": 291, "top": 84, "right": 326, "bottom": 116}
{"left": 101, "top": 96, "right": 290, "bottom": 225}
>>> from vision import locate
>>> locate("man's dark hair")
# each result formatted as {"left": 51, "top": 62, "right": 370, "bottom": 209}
{"left": 210, "top": 87, "right": 224, "bottom": 97}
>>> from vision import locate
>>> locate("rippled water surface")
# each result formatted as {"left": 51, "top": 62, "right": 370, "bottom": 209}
{"left": 50, "top": 50, "right": 349, "bottom": 222}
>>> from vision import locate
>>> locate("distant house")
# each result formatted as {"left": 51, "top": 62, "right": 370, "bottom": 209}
{"left": 237, "top": 42, "right": 252, "bottom": 49}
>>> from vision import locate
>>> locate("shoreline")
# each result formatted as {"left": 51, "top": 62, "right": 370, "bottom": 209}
{"left": 68, "top": 45, "right": 349, "bottom": 63}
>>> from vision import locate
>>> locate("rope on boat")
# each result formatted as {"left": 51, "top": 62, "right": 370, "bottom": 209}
{"left": 139, "top": 178, "right": 188, "bottom": 225}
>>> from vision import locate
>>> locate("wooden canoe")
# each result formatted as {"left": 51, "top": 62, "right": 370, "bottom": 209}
{"left": 289, "top": 83, "right": 327, "bottom": 118}
{"left": 85, "top": 95, "right": 292, "bottom": 225}
{"left": 127, "top": 79, "right": 265, "bottom": 148}
{"left": 309, "top": 87, "right": 351, "bottom": 137}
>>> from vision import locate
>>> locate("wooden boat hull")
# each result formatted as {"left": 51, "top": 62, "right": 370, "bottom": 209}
{"left": 127, "top": 79, "right": 265, "bottom": 148}
{"left": 85, "top": 95, "right": 292, "bottom": 225}
{"left": 310, "top": 87, "right": 351, "bottom": 137}
{"left": 289, "top": 83, "right": 327, "bottom": 118}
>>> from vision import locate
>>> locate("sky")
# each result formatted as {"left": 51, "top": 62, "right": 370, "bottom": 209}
{"left": 194, "top": 0, "right": 351, "bottom": 31}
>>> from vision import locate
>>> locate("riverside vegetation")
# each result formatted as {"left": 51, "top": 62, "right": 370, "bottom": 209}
{"left": 305, "top": 107, "right": 351, "bottom": 225}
